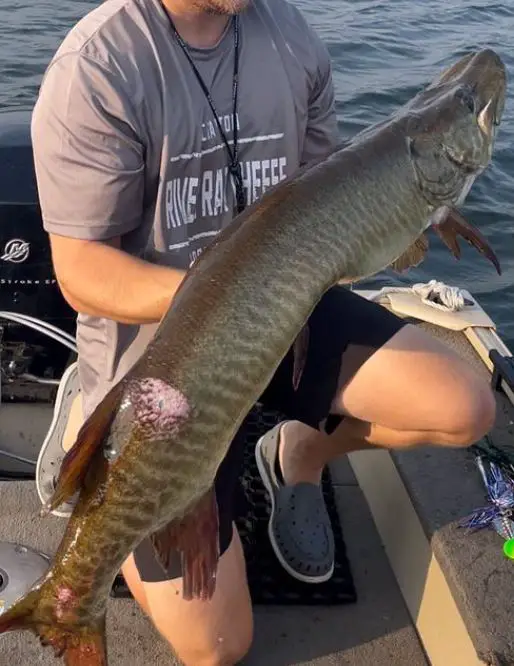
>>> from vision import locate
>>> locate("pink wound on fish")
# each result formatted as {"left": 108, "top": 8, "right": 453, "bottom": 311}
{"left": 128, "top": 378, "right": 191, "bottom": 435}
{"left": 55, "top": 586, "right": 78, "bottom": 621}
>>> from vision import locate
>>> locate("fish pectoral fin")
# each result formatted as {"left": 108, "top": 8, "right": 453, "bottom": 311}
{"left": 390, "top": 233, "right": 429, "bottom": 273}
{"left": 150, "top": 487, "right": 220, "bottom": 602}
{"left": 433, "top": 207, "right": 502, "bottom": 275}
{"left": 43, "top": 382, "right": 125, "bottom": 515}
{"left": 433, "top": 213, "right": 461, "bottom": 260}
{"left": 292, "top": 324, "right": 310, "bottom": 391}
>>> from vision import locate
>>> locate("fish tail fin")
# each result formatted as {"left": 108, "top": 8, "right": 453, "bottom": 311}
{"left": 0, "top": 585, "right": 106, "bottom": 665}
{"left": 63, "top": 629, "right": 107, "bottom": 666}
{"left": 0, "top": 586, "right": 41, "bottom": 634}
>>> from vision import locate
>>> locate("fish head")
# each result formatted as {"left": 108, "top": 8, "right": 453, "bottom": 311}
{"left": 403, "top": 48, "right": 507, "bottom": 212}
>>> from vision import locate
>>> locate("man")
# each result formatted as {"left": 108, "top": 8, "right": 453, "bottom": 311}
{"left": 31, "top": 0, "right": 496, "bottom": 664}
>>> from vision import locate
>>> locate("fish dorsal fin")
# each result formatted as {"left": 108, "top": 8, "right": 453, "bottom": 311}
{"left": 43, "top": 382, "right": 125, "bottom": 515}
{"left": 390, "top": 233, "right": 429, "bottom": 273}
{"left": 151, "top": 488, "right": 220, "bottom": 601}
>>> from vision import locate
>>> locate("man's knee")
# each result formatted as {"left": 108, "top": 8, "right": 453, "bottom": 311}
{"left": 442, "top": 375, "right": 496, "bottom": 447}
{"left": 175, "top": 627, "right": 253, "bottom": 666}
{"left": 142, "top": 528, "right": 253, "bottom": 666}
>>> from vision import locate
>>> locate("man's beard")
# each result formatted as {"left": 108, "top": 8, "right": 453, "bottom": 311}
{"left": 198, "top": 0, "right": 251, "bottom": 15}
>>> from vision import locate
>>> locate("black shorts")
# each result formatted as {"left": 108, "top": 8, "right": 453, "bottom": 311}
{"left": 133, "top": 286, "right": 406, "bottom": 582}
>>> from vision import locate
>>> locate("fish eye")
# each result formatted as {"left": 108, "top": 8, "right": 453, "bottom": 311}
{"left": 454, "top": 86, "right": 476, "bottom": 113}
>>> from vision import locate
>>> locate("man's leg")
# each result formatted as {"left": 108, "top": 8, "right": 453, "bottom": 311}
{"left": 279, "top": 321, "right": 496, "bottom": 485}
{"left": 121, "top": 527, "right": 253, "bottom": 666}
{"left": 256, "top": 286, "right": 496, "bottom": 582}
{"left": 122, "top": 422, "right": 253, "bottom": 666}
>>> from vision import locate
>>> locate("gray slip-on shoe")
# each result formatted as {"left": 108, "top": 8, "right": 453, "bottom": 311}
{"left": 36, "top": 361, "right": 81, "bottom": 518}
{"left": 255, "top": 420, "right": 335, "bottom": 584}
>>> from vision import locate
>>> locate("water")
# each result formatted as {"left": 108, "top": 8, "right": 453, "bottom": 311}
{"left": 1, "top": 0, "right": 513, "bottom": 346}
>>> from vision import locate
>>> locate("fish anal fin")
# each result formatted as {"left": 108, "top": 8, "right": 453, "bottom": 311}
{"left": 390, "top": 233, "right": 429, "bottom": 273}
{"left": 433, "top": 207, "right": 501, "bottom": 275}
{"left": 44, "top": 383, "right": 125, "bottom": 515}
{"left": 292, "top": 324, "right": 310, "bottom": 391}
{"left": 151, "top": 488, "right": 220, "bottom": 602}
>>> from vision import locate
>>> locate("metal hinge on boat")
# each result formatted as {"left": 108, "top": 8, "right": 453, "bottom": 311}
{"left": 490, "top": 350, "right": 514, "bottom": 395}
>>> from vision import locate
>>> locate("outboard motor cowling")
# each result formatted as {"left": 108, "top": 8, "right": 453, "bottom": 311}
{"left": 0, "top": 111, "right": 76, "bottom": 402}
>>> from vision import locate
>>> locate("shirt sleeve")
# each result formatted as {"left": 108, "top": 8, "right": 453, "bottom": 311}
{"left": 300, "top": 32, "right": 340, "bottom": 165}
{"left": 31, "top": 53, "right": 145, "bottom": 241}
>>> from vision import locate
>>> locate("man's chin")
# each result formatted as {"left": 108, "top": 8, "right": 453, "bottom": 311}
{"left": 203, "top": 0, "right": 250, "bottom": 15}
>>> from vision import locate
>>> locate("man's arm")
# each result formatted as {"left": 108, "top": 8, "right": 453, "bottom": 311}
{"left": 48, "top": 235, "right": 184, "bottom": 324}
{"left": 31, "top": 53, "right": 184, "bottom": 325}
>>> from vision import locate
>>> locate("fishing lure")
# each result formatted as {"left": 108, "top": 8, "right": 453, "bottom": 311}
{"left": 460, "top": 449, "right": 514, "bottom": 559}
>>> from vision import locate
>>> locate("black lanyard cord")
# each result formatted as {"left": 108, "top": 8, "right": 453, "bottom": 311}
{"left": 162, "top": 8, "right": 246, "bottom": 214}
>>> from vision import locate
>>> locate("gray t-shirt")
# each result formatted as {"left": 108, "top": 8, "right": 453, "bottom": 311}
{"left": 31, "top": 0, "right": 339, "bottom": 417}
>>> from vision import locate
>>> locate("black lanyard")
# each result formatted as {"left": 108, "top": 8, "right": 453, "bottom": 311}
{"left": 162, "top": 8, "right": 246, "bottom": 215}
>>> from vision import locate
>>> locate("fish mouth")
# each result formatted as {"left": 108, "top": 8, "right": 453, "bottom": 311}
{"left": 445, "top": 50, "right": 506, "bottom": 172}
{"left": 477, "top": 98, "right": 497, "bottom": 137}
{"left": 436, "top": 48, "right": 506, "bottom": 101}
{"left": 448, "top": 48, "right": 507, "bottom": 131}
{"left": 417, "top": 48, "right": 507, "bottom": 130}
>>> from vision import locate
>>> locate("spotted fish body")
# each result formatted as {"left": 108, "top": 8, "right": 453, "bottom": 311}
{"left": 0, "top": 49, "right": 506, "bottom": 665}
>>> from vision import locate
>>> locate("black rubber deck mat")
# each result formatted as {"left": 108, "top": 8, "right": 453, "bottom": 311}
{"left": 234, "top": 405, "right": 357, "bottom": 605}
{"left": 111, "top": 405, "right": 357, "bottom": 606}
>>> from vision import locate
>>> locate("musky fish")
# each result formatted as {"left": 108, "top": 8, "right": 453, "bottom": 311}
{"left": 0, "top": 48, "right": 506, "bottom": 666}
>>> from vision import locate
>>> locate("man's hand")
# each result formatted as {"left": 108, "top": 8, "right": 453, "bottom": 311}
{"left": 49, "top": 234, "right": 186, "bottom": 325}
